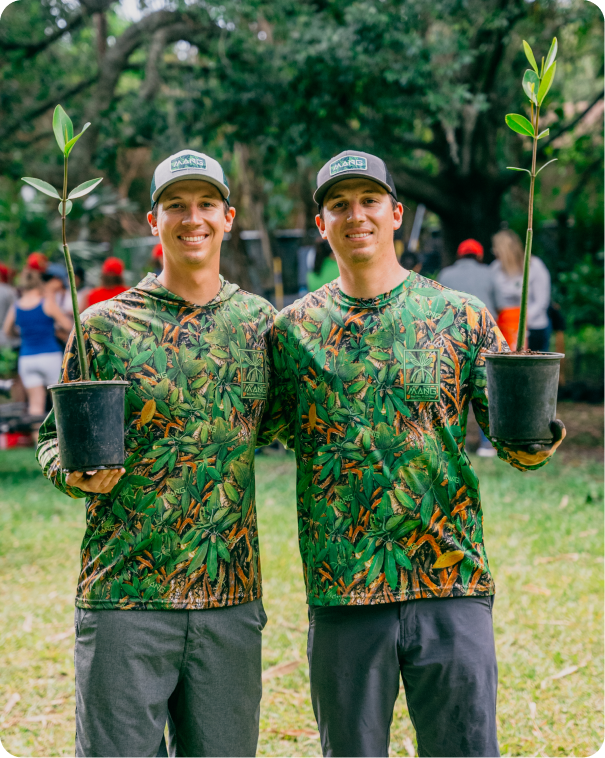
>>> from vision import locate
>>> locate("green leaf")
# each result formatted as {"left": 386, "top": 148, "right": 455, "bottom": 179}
{"left": 223, "top": 482, "right": 240, "bottom": 502}
{"left": 522, "top": 70, "right": 539, "bottom": 104}
{"left": 21, "top": 177, "right": 61, "bottom": 199}
{"left": 394, "top": 488, "right": 416, "bottom": 509}
{"left": 64, "top": 123, "right": 90, "bottom": 157}
{"left": 402, "top": 467, "right": 431, "bottom": 495}
{"left": 384, "top": 547, "right": 398, "bottom": 590}
{"left": 87, "top": 315, "right": 114, "bottom": 332}
{"left": 523, "top": 40, "right": 539, "bottom": 75}
{"left": 544, "top": 37, "right": 557, "bottom": 73}
{"left": 435, "top": 309, "right": 454, "bottom": 333}
{"left": 207, "top": 541, "right": 218, "bottom": 581}
{"left": 505, "top": 113, "right": 534, "bottom": 137}
{"left": 68, "top": 177, "right": 103, "bottom": 200}
{"left": 365, "top": 547, "right": 384, "bottom": 586}
{"left": 186, "top": 540, "right": 209, "bottom": 576}
{"left": 53, "top": 105, "right": 73, "bottom": 152}
{"left": 536, "top": 128, "right": 549, "bottom": 140}
{"left": 506, "top": 167, "right": 531, "bottom": 174}
{"left": 537, "top": 61, "right": 556, "bottom": 105}
{"left": 393, "top": 544, "right": 413, "bottom": 570}
{"left": 420, "top": 489, "right": 434, "bottom": 529}
{"left": 536, "top": 158, "right": 558, "bottom": 176}
{"left": 58, "top": 200, "right": 73, "bottom": 216}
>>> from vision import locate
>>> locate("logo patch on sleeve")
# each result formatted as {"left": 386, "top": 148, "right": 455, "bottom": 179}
{"left": 239, "top": 349, "right": 267, "bottom": 399}
{"left": 329, "top": 155, "right": 368, "bottom": 176}
{"left": 170, "top": 154, "right": 207, "bottom": 172}
{"left": 403, "top": 349, "right": 441, "bottom": 402}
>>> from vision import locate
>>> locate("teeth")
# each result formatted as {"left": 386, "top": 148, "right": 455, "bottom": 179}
{"left": 348, "top": 233, "right": 371, "bottom": 239}
{"left": 181, "top": 235, "right": 207, "bottom": 242}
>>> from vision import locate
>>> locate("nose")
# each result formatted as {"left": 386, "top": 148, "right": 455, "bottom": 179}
{"left": 347, "top": 199, "right": 366, "bottom": 223}
{"left": 182, "top": 203, "right": 205, "bottom": 226}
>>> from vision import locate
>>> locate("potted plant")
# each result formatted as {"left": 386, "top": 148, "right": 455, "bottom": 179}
{"left": 23, "top": 105, "right": 129, "bottom": 471}
{"left": 485, "top": 38, "right": 564, "bottom": 445}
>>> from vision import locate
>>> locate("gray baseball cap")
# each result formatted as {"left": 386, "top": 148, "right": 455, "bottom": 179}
{"left": 314, "top": 150, "right": 397, "bottom": 206}
{"left": 150, "top": 149, "right": 230, "bottom": 207}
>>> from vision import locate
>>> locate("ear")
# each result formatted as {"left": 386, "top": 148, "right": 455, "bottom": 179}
{"left": 393, "top": 202, "right": 404, "bottom": 231}
{"left": 315, "top": 214, "right": 328, "bottom": 240}
{"left": 147, "top": 211, "right": 159, "bottom": 237}
{"left": 224, "top": 206, "right": 236, "bottom": 232}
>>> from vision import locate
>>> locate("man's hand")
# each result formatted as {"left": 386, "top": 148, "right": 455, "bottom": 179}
{"left": 507, "top": 420, "right": 566, "bottom": 466}
{"left": 66, "top": 468, "right": 126, "bottom": 493}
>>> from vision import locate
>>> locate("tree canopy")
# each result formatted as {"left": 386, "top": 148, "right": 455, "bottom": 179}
{"left": 0, "top": 0, "right": 602, "bottom": 284}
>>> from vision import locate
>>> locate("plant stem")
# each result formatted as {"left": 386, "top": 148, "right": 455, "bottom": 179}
{"left": 61, "top": 154, "right": 90, "bottom": 381}
{"left": 516, "top": 103, "right": 540, "bottom": 352}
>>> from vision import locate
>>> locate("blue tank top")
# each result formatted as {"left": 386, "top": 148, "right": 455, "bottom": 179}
{"left": 15, "top": 301, "right": 63, "bottom": 356}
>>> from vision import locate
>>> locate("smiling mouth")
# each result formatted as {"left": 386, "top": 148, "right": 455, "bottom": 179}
{"left": 346, "top": 231, "right": 373, "bottom": 239}
{"left": 179, "top": 234, "right": 208, "bottom": 243}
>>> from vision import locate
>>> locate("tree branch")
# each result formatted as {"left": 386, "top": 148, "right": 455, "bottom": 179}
{"left": 390, "top": 164, "right": 457, "bottom": 217}
{"left": 0, "top": 75, "right": 98, "bottom": 142}
{"left": 0, "top": 11, "right": 86, "bottom": 58}
{"left": 541, "top": 91, "right": 604, "bottom": 150}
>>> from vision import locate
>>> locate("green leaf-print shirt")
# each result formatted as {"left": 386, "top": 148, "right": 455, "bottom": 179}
{"left": 264, "top": 272, "right": 556, "bottom": 607}
{"left": 37, "top": 274, "right": 276, "bottom": 610}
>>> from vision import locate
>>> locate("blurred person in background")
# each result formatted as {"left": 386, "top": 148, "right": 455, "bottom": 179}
{"left": 438, "top": 238, "right": 498, "bottom": 457}
{"left": 491, "top": 230, "right": 551, "bottom": 351}
{"left": 307, "top": 239, "right": 339, "bottom": 291}
{"left": 26, "top": 251, "right": 49, "bottom": 274}
{"left": 3, "top": 266, "right": 72, "bottom": 434}
{"left": 87, "top": 256, "right": 128, "bottom": 307}
{"left": 60, "top": 264, "right": 91, "bottom": 315}
{"left": 42, "top": 264, "right": 72, "bottom": 346}
{"left": 438, "top": 239, "right": 497, "bottom": 318}
{"left": 0, "top": 263, "right": 17, "bottom": 348}
{"left": 151, "top": 242, "right": 163, "bottom": 274}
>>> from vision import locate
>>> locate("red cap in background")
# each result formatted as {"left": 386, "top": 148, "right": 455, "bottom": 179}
{"left": 152, "top": 243, "right": 163, "bottom": 260}
{"left": 0, "top": 264, "right": 10, "bottom": 284}
{"left": 26, "top": 252, "right": 48, "bottom": 272}
{"left": 457, "top": 239, "right": 484, "bottom": 258}
{"left": 102, "top": 257, "right": 125, "bottom": 276}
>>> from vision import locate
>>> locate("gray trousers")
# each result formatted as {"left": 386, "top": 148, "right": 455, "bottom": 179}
{"left": 74, "top": 600, "right": 267, "bottom": 757}
{"left": 308, "top": 596, "right": 499, "bottom": 758}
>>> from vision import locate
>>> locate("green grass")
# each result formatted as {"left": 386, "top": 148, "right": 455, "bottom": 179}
{"left": 0, "top": 450, "right": 602, "bottom": 757}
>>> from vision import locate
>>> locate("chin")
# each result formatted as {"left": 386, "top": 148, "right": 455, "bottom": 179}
{"left": 348, "top": 249, "right": 376, "bottom": 264}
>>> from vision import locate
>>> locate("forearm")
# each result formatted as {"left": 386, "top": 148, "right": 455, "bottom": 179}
{"left": 36, "top": 413, "right": 87, "bottom": 498}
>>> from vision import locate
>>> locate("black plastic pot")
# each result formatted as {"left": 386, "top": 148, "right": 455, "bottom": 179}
{"left": 49, "top": 380, "right": 129, "bottom": 472}
{"left": 484, "top": 352, "right": 564, "bottom": 444}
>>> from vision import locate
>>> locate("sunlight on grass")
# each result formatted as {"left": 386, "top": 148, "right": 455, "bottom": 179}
{"left": 0, "top": 450, "right": 602, "bottom": 757}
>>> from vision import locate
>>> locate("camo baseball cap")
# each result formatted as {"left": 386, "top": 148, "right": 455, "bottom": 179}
{"left": 150, "top": 149, "right": 230, "bottom": 207}
{"left": 314, "top": 150, "right": 397, "bottom": 206}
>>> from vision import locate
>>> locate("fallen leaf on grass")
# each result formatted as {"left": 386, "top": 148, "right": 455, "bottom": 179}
{"left": 46, "top": 628, "right": 74, "bottom": 642}
{"left": 262, "top": 659, "right": 304, "bottom": 681}
{"left": 403, "top": 736, "right": 416, "bottom": 757}
{"left": 529, "top": 701, "right": 537, "bottom": 719}
{"left": 558, "top": 495, "right": 569, "bottom": 509}
{"left": 22, "top": 614, "right": 33, "bottom": 632}
{"left": 2, "top": 693, "right": 20, "bottom": 717}
{"left": 523, "top": 584, "right": 551, "bottom": 596}
{"left": 540, "top": 660, "right": 589, "bottom": 688}
{"left": 579, "top": 529, "right": 597, "bottom": 538}
{"left": 534, "top": 553, "right": 579, "bottom": 565}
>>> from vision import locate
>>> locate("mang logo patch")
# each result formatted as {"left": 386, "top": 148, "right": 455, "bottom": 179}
{"left": 170, "top": 154, "right": 207, "bottom": 172}
{"left": 330, "top": 155, "right": 367, "bottom": 176}
{"left": 403, "top": 348, "right": 441, "bottom": 402}
{"left": 239, "top": 349, "right": 267, "bottom": 399}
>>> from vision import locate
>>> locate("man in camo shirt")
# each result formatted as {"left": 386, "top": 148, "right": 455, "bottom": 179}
{"left": 262, "top": 150, "right": 565, "bottom": 757}
{"left": 37, "top": 151, "right": 276, "bottom": 757}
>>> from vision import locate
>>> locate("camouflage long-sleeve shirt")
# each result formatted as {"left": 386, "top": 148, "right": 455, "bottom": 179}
{"left": 262, "top": 272, "right": 556, "bottom": 607}
{"left": 37, "top": 274, "right": 276, "bottom": 610}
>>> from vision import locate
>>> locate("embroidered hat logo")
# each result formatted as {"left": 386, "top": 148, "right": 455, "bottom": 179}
{"left": 329, "top": 156, "right": 367, "bottom": 176}
{"left": 171, "top": 154, "right": 207, "bottom": 172}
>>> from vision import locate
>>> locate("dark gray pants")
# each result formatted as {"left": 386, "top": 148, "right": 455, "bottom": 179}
{"left": 74, "top": 600, "right": 267, "bottom": 757}
{"left": 308, "top": 596, "right": 499, "bottom": 758}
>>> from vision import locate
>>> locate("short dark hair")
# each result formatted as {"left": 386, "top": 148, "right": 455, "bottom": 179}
{"left": 317, "top": 192, "right": 398, "bottom": 220}
{"left": 151, "top": 197, "right": 231, "bottom": 217}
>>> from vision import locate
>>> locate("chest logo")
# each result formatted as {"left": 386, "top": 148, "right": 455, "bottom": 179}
{"left": 239, "top": 349, "right": 267, "bottom": 399}
{"left": 403, "top": 349, "right": 441, "bottom": 402}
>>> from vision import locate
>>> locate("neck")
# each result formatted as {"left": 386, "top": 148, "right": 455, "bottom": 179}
{"left": 336, "top": 246, "right": 409, "bottom": 299}
{"left": 157, "top": 259, "right": 221, "bottom": 306}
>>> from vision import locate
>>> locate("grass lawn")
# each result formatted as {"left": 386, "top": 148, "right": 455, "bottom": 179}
{"left": 0, "top": 446, "right": 602, "bottom": 757}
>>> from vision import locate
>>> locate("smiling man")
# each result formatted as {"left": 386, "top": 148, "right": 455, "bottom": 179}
{"left": 263, "top": 150, "right": 565, "bottom": 757}
{"left": 36, "top": 150, "right": 276, "bottom": 757}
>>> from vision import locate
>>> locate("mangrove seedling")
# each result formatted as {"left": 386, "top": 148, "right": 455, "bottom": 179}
{"left": 22, "top": 105, "right": 103, "bottom": 381}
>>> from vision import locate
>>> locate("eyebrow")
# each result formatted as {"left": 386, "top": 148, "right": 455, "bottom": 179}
{"left": 164, "top": 193, "right": 219, "bottom": 201}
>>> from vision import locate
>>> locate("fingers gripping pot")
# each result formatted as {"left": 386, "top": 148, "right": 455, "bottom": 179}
{"left": 484, "top": 353, "right": 564, "bottom": 444}
{"left": 49, "top": 380, "right": 129, "bottom": 472}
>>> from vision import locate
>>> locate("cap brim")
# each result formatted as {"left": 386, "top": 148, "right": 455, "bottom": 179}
{"left": 152, "top": 175, "right": 230, "bottom": 204}
{"left": 313, "top": 174, "right": 394, "bottom": 206}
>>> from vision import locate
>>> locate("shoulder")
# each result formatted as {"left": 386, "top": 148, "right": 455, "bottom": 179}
{"left": 226, "top": 288, "right": 277, "bottom": 322}
{"left": 408, "top": 273, "right": 488, "bottom": 318}
{"left": 80, "top": 291, "right": 135, "bottom": 330}
{"left": 274, "top": 283, "right": 333, "bottom": 330}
